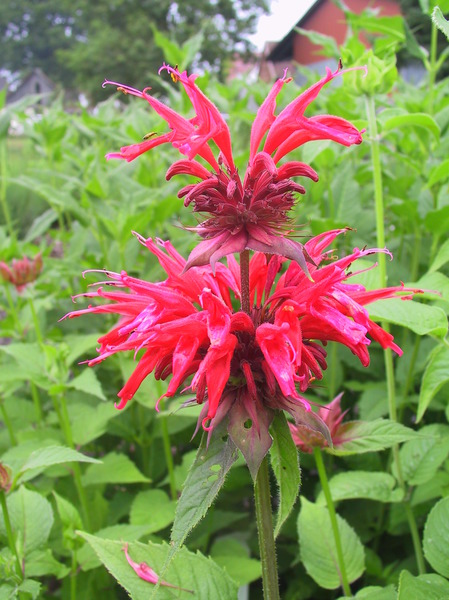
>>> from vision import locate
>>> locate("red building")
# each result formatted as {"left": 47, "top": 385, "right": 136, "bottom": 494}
{"left": 258, "top": 0, "right": 401, "bottom": 81}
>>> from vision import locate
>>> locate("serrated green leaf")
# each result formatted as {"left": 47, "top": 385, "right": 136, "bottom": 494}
{"left": 298, "top": 498, "right": 364, "bottom": 589}
{"left": 69, "top": 401, "right": 119, "bottom": 445}
{"left": 78, "top": 525, "right": 157, "bottom": 571}
{"left": 68, "top": 368, "right": 106, "bottom": 400}
{"left": 130, "top": 490, "right": 175, "bottom": 533}
{"left": 170, "top": 423, "right": 238, "bottom": 546}
{"left": 331, "top": 419, "right": 418, "bottom": 455}
{"left": 412, "top": 271, "right": 449, "bottom": 304}
{"left": 423, "top": 496, "right": 449, "bottom": 577}
{"left": 82, "top": 452, "right": 150, "bottom": 486}
{"left": 26, "top": 548, "right": 70, "bottom": 578}
{"left": 23, "top": 209, "right": 58, "bottom": 243}
{"left": 65, "top": 333, "right": 103, "bottom": 364}
{"left": 210, "top": 537, "right": 261, "bottom": 586}
{"left": 18, "top": 446, "right": 100, "bottom": 482}
{"left": 269, "top": 412, "right": 301, "bottom": 537}
{"left": 367, "top": 299, "right": 448, "bottom": 338}
{"left": 317, "top": 471, "right": 403, "bottom": 504}
{"left": 0, "top": 487, "right": 53, "bottom": 554}
{"left": 382, "top": 113, "right": 440, "bottom": 139}
{"left": 53, "top": 492, "right": 83, "bottom": 532}
{"left": 399, "top": 424, "right": 449, "bottom": 485}
{"left": 17, "top": 579, "right": 41, "bottom": 599}
{"left": 338, "top": 584, "right": 396, "bottom": 599}
{"left": 427, "top": 158, "right": 449, "bottom": 188}
{"left": 77, "top": 533, "right": 238, "bottom": 600}
{"left": 425, "top": 205, "right": 449, "bottom": 236}
{"left": 417, "top": 345, "right": 449, "bottom": 422}
{"left": 398, "top": 570, "right": 449, "bottom": 600}
{"left": 411, "top": 471, "right": 449, "bottom": 506}
{"left": 432, "top": 6, "right": 449, "bottom": 40}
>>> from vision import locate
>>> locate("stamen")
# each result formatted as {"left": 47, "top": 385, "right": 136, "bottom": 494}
{"left": 170, "top": 64, "right": 180, "bottom": 83}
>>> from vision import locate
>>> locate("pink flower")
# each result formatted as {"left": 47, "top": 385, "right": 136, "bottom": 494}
{"left": 289, "top": 393, "right": 348, "bottom": 453}
{"left": 122, "top": 543, "right": 193, "bottom": 593}
{"left": 104, "top": 63, "right": 365, "bottom": 273}
{"left": 0, "top": 254, "right": 43, "bottom": 293}
{"left": 64, "top": 229, "right": 421, "bottom": 474}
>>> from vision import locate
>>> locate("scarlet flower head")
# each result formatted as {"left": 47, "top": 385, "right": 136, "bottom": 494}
{"left": 0, "top": 254, "right": 43, "bottom": 293}
{"left": 104, "top": 63, "right": 366, "bottom": 274}
{"left": 64, "top": 229, "right": 421, "bottom": 476}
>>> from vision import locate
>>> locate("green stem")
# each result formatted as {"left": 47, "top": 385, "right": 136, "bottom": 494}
{"left": 30, "top": 381, "right": 43, "bottom": 424}
{"left": 404, "top": 500, "right": 427, "bottom": 574}
{"left": 428, "top": 21, "right": 438, "bottom": 115}
{"left": 365, "top": 95, "right": 386, "bottom": 286}
{"left": 158, "top": 397, "right": 177, "bottom": 501}
{"left": 3, "top": 284, "right": 24, "bottom": 337}
{"left": 0, "top": 140, "right": 15, "bottom": 240}
{"left": 70, "top": 549, "right": 77, "bottom": 600}
{"left": 0, "top": 490, "right": 22, "bottom": 577}
{"left": 0, "top": 400, "right": 17, "bottom": 446}
{"left": 314, "top": 448, "right": 351, "bottom": 596}
{"left": 27, "top": 294, "right": 44, "bottom": 348}
{"left": 366, "top": 93, "right": 425, "bottom": 575}
{"left": 254, "top": 456, "right": 280, "bottom": 600}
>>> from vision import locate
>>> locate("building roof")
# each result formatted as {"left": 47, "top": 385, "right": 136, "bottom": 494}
{"left": 266, "top": 0, "right": 322, "bottom": 62}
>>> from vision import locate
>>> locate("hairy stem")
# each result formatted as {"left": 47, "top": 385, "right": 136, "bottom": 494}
{"left": 254, "top": 456, "right": 280, "bottom": 600}
{"left": 240, "top": 250, "right": 250, "bottom": 314}
{"left": 314, "top": 447, "right": 351, "bottom": 596}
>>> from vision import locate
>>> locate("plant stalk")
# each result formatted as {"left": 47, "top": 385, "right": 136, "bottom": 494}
{"left": 0, "top": 490, "right": 22, "bottom": 577}
{"left": 314, "top": 447, "right": 351, "bottom": 596}
{"left": 240, "top": 250, "right": 250, "bottom": 314}
{"left": 428, "top": 20, "right": 438, "bottom": 115}
{"left": 240, "top": 250, "right": 280, "bottom": 598}
{"left": 366, "top": 94, "right": 425, "bottom": 574}
{"left": 254, "top": 456, "right": 280, "bottom": 600}
{"left": 0, "top": 400, "right": 17, "bottom": 446}
{"left": 0, "top": 140, "right": 15, "bottom": 240}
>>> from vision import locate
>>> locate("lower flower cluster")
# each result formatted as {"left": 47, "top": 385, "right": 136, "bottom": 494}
{"left": 66, "top": 229, "right": 420, "bottom": 473}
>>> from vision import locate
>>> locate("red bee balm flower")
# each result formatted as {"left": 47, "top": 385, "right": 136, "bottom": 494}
{"left": 0, "top": 254, "right": 43, "bottom": 293}
{"left": 65, "top": 229, "right": 420, "bottom": 476}
{"left": 289, "top": 393, "right": 348, "bottom": 453}
{"left": 104, "top": 64, "right": 366, "bottom": 274}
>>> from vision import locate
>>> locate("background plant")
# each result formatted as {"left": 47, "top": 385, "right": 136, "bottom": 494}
{"left": 0, "top": 8, "right": 449, "bottom": 600}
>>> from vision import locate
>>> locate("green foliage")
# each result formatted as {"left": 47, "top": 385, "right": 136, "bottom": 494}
{"left": 298, "top": 497, "right": 365, "bottom": 589}
{"left": 78, "top": 533, "right": 238, "bottom": 599}
{"left": 423, "top": 497, "right": 449, "bottom": 577}
{"left": 1, "top": 13, "right": 449, "bottom": 599}
{"left": 0, "top": 0, "right": 268, "bottom": 102}
{"left": 269, "top": 411, "right": 301, "bottom": 537}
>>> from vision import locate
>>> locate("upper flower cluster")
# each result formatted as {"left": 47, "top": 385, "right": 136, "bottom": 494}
{"left": 104, "top": 63, "right": 365, "bottom": 273}
{"left": 65, "top": 229, "right": 419, "bottom": 474}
